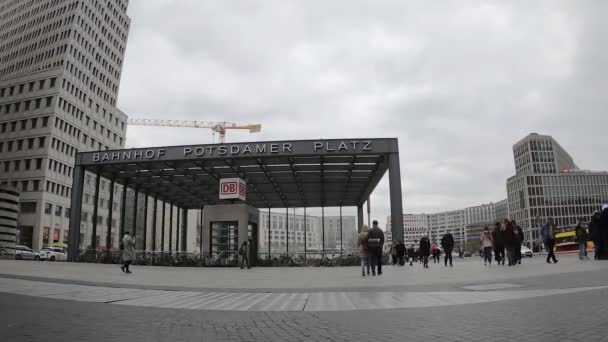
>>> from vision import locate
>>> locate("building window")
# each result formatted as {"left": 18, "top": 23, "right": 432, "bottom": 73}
{"left": 55, "top": 205, "right": 62, "bottom": 217}
{"left": 20, "top": 202, "right": 37, "bottom": 213}
{"left": 44, "top": 203, "right": 52, "bottom": 215}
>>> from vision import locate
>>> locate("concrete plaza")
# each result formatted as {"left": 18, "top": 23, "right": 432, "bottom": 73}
{"left": 1, "top": 255, "right": 607, "bottom": 341}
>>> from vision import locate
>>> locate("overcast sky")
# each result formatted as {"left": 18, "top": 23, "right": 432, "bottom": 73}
{"left": 116, "top": 1, "right": 608, "bottom": 221}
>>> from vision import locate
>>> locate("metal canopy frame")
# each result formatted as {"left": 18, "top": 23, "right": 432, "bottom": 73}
{"left": 68, "top": 138, "right": 404, "bottom": 259}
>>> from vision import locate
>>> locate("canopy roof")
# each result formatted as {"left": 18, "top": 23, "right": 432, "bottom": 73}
{"left": 75, "top": 138, "right": 398, "bottom": 209}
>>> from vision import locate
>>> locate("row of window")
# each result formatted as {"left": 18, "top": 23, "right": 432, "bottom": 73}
{"left": 60, "top": 77, "right": 125, "bottom": 133}
{"left": 67, "top": 42, "right": 117, "bottom": 107}
{"left": 48, "top": 158, "right": 74, "bottom": 178}
{"left": 1, "top": 157, "right": 43, "bottom": 173}
{"left": 50, "top": 136, "right": 77, "bottom": 158}
{"left": 0, "top": 136, "right": 46, "bottom": 153}
{"left": 46, "top": 179, "right": 71, "bottom": 199}
{"left": 0, "top": 77, "right": 56, "bottom": 99}
{"left": 43, "top": 202, "right": 71, "bottom": 218}
{"left": 0, "top": 14, "right": 73, "bottom": 77}
{"left": 0, "top": 24, "right": 71, "bottom": 64}
{"left": 0, "top": 0, "right": 75, "bottom": 40}
{"left": 83, "top": 192, "right": 119, "bottom": 212}
{"left": 75, "top": 15, "right": 122, "bottom": 82}
{"left": 3, "top": 178, "right": 42, "bottom": 194}
{"left": 81, "top": 210, "right": 117, "bottom": 228}
{"left": 1, "top": 115, "right": 49, "bottom": 133}
{"left": 0, "top": 95, "right": 54, "bottom": 115}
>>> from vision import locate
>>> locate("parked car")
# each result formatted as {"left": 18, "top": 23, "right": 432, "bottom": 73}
{"left": 521, "top": 245, "right": 533, "bottom": 258}
{"left": 15, "top": 245, "right": 40, "bottom": 260}
{"left": 39, "top": 247, "right": 68, "bottom": 261}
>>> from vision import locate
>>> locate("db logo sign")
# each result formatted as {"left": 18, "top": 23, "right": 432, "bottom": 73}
{"left": 219, "top": 178, "right": 247, "bottom": 201}
{"left": 221, "top": 182, "right": 238, "bottom": 195}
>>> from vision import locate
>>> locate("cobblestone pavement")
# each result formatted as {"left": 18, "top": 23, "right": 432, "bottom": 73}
{"left": 2, "top": 287, "right": 608, "bottom": 342}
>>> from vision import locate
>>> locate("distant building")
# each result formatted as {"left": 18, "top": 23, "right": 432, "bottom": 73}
{"left": 257, "top": 211, "right": 357, "bottom": 256}
{"left": 507, "top": 133, "right": 608, "bottom": 243}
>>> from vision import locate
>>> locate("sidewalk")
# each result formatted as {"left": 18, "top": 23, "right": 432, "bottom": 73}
{"left": 0, "top": 254, "right": 605, "bottom": 292}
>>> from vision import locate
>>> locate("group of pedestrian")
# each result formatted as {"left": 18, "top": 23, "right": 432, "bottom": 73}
{"left": 357, "top": 220, "right": 385, "bottom": 276}
{"left": 482, "top": 219, "right": 524, "bottom": 267}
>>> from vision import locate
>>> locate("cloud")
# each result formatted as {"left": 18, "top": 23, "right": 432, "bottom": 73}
{"left": 117, "top": 0, "right": 608, "bottom": 221}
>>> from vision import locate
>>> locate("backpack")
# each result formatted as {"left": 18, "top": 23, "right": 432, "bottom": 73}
{"left": 238, "top": 246, "right": 244, "bottom": 256}
{"left": 576, "top": 228, "right": 586, "bottom": 242}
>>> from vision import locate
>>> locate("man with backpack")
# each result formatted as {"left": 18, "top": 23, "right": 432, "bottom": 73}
{"left": 367, "top": 220, "right": 385, "bottom": 276}
{"left": 441, "top": 231, "right": 455, "bottom": 267}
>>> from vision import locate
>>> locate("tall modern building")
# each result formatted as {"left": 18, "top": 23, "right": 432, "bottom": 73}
{"left": 507, "top": 133, "right": 608, "bottom": 242}
{"left": 0, "top": 0, "right": 131, "bottom": 250}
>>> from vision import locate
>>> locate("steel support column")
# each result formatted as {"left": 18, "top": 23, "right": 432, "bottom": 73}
{"left": 151, "top": 197, "right": 157, "bottom": 251}
{"left": 303, "top": 207, "right": 307, "bottom": 258}
{"left": 388, "top": 153, "right": 404, "bottom": 243}
{"left": 142, "top": 194, "right": 148, "bottom": 251}
{"left": 340, "top": 205, "right": 343, "bottom": 253}
{"left": 68, "top": 166, "right": 85, "bottom": 261}
{"left": 132, "top": 188, "right": 138, "bottom": 238}
{"left": 322, "top": 206, "right": 325, "bottom": 254}
{"left": 161, "top": 201, "right": 166, "bottom": 251}
{"left": 119, "top": 184, "right": 127, "bottom": 240}
{"left": 286, "top": 207, "right": 289, "bottom": 255}
{"left": 181, "top": 209, "right": 188, "bottom": 252}
{"left": 91, "top": 171, "right": 101, "bottom": 249}
{"left": 169, "top": 203, "right": 173, "bottom": 251}
{"left": 199, "top": 208, "right": 203, "bottom": 254}
{"left": 357, "top": 204, "right": 364, "bottom": 233}
{"left": 105, "top": 178, "right": 115, "bottom": 249}
{"left": 267, "top": 208, "right": 271, "bottom": 257}
{"left": 367, "top": 198, "right": 371, "bottom": 228}
{"left": 176, "top": 206, "right": 180, "bottom": 251}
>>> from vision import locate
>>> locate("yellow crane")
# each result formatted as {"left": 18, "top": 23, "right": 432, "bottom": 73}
{"left": 127, "top": 118, "right": 262, "bottom": 143}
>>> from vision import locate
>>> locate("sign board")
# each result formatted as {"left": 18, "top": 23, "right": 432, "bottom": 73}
{"left": 219, "top": 178, "right": 246, "bottom": 201}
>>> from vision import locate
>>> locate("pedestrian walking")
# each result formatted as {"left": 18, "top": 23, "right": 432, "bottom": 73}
{"left": 575, "top": 219, "right": 588, "bottom": 260}
{"left": 441, "top": 231, "right": 454, "bottom": 267}
{"left": 120, "top": 231, "right": 135, "bottom": 274}
{"left": 503, "top": 219, "right": 516, "bottom": 266}
{"left": 407, "top": 244, "right": 415, "bottom": 266}
{"left": 542, "top": 217, "right": 558, "bottom": 264}
{"left": 492, "top": 222, "right": 505, "bottom": 265}
{"left": 480, "top": 226, "right": 493, "bottom": 266}
{"left": 238, "top": 241, "right": 250, "bottom": 269}
{"left": 419, "top": 236, "right": 431, "bottom": 268}
{"left": 367, "top": 220, "right": 385, "bottom": 276}
{"left": 431, "top": 243, "right": 440, "bottom": 263}
{"left": 589, "top": 211, "right": 601, "bottom": 260}
{"left": 391, "top": 241, "right": 399, "bottom": 266}
{"left": 512, "top": 220, "right": 524, "bottom": 264}
{"left": 357, "top": 225, "right": 370, "bottom": 276}
{"left": 397, "top": 241, "right": 406, "bottom": 266}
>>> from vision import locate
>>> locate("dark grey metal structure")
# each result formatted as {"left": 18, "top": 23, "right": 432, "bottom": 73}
{"left": 68, "top": 138, "right": 404, "bottom": 260}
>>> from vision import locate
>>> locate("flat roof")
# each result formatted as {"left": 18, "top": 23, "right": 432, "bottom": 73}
{"left": 75, "top": 138, "right": 398, "bottom": 209}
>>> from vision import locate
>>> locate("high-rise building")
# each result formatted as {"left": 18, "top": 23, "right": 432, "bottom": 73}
{"left": 0, "top": 0, "right": 131, "bottom": 250}
{"left": 507, "top": 133, "right": 608, "bottom": 243}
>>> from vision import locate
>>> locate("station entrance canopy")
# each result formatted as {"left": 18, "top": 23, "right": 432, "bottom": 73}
{"left": 68, "top": 138, "right": 404, "bottom": 258}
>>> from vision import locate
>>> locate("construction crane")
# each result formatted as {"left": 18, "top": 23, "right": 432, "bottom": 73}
{"left": 127, "top": 118, "right": 262, "bottom": 143}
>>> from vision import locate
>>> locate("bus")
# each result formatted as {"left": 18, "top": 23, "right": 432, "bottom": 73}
{"left": 554, "top": 230, "right": 594, "bottom": 254}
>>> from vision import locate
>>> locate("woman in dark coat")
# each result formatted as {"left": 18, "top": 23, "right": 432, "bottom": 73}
{"left": 589, "top": 211, "right": 601, "bottom": 260}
